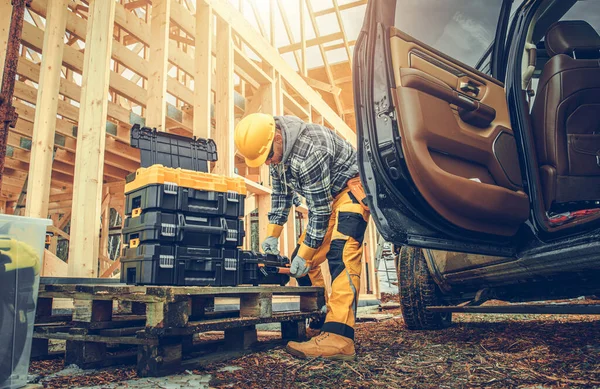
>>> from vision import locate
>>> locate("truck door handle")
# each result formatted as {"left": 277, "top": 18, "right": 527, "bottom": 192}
{"left": 460, "top": 81, "right": 480, "bottom": 95}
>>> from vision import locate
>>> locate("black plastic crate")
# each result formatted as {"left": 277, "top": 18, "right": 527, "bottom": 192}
{"left": 120, "top": 244, "right": 226, "bottom": 286}
{"left": 130, "top": 124, "right": 217, "bottom": 172}
{"left": 239, "top": 251, "right": 290, "bottom": 286}
{"left": 124, "top": 184, "right": 245, "bottom": 218}
{"left": 122, "top": 211, "right": 244, "bottom": 248}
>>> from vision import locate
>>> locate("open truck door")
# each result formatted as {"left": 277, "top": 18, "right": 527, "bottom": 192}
{"left": 354, "top": 0, "right": 527, "bottom": 257}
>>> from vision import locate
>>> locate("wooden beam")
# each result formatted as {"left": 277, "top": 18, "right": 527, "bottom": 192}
{"left": 99, "top": 189, "right": 110, "bottom": 259}
{"left": 313, "top": 0, "right": 367, "bottom": 17}
{"left": 334, "top": 75, "right": 353, "bottom": 84}
{"left": 100, "top": 257, "right": 121, "bottom": 278}
{"left": 282, "top": 90, "right": 309, "bottom": 121}
{"left": 146, "top": 0, "right": 170, "bottom": 129}
{"left": 0, "top": 1, "right": 11, "bottom": 73}
{"left": 233, "top": 47, "right": 272, "bottom": 85}
{"left": 276, "top": 0, "right": 301, "bottom": 72}
{"left": 249, "top": 0, "right": 266, "bottom": 38}
{"left": 278, "top": 32, "right": 344, "bottom": 54}
{"left": 213, "top": 17, "right": 234, "bottom": 176}
{"left": 302, "top": 75, "right": 342, "bottom": 96}
{"left": 332, "top": 0, "right": 352, "bottom": 66}
{"left": 25, "top": 0, "right": 69, "bottom": 219}
{"left": 124, "top": 0, "right": 150, "bottom": 11}
{"left": 300, "top": 0, "right": 306, "bottom": 76}
{"left": 269, "top": 0, "right": 275, "bottom": 46}
{"left": 325, "top": 39, "right": 356, "bottom": 52}
{"left": 43, "top": 249, "right": 68, "bottom": 277}
{"left": 68, "top": 0, "right": 116, "bottom": 278}
{"left": 304, "top": 0, "right": 343, "bottom": 115}
{"left": 207, "top": 0, "right": 355, "bottom": 146}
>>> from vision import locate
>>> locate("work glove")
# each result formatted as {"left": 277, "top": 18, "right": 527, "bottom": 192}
{"left": 290, "top": 254, "right": 310, "bottom": 278}
{"left": 261, "top": 236, "right": 280, "bottom": 255}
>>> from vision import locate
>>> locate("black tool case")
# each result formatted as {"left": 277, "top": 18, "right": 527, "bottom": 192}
{"left": 122, "top": 211, "right": 244, "bottom": 248}
{"left": 120, "top": 244, "right": 238, "bottom": 287}
{"left": 239, "top": 251, "right": 290, "bottom": 286}
{"left": 125, "top": 183, "right": 245, "bottom": 218}
{"left": 130, "top": 124, "right": 217, "bottom": 172}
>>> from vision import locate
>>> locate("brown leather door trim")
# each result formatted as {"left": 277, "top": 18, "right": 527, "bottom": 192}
{"left": 390, "top": 32, "right": 529, "bottom": 236}
{"left": 391, "top": 27, "right": 504, "bottom": 87}
{"left": 401, "top": 68, "right": 496, "bottom": 127}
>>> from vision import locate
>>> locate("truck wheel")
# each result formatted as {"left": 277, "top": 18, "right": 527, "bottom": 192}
{"left": 397, "top": 246, "right": 452, "bottom": 330}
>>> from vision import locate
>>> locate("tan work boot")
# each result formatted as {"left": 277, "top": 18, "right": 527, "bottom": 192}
{"left": 286, "top": 332, "right": 356, "bottom": 360}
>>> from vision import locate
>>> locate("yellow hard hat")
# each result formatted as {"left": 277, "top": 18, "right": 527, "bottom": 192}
{"left": 234, "top": 113, "right": 276, "bottom": 167}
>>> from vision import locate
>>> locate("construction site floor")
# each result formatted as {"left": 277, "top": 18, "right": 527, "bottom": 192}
{"left": 29, "top": 294, "right": 600, "bottom": 389}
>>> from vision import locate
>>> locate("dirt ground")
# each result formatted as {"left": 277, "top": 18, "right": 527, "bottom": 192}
{"left": 30, "top": 297, "right": 600, "bottom": 389}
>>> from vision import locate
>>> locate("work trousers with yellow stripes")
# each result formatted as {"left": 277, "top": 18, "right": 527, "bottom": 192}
{"left": 293, "top": 188, "right": 370, "bottom": 340}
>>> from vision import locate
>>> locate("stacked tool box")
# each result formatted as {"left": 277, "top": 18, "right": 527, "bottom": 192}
{"left": 121, "top": 126, "right": 245, "bottom": 286}
{"left": 120, "top": 126, "right": 290, "bottom": 287}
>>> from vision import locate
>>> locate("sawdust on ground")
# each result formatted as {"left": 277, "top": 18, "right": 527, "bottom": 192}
{"left": 30, "top": 304, "right": 600, "bottom": 388}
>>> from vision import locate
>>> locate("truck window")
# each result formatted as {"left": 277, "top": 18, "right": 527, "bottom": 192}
{"left": 394, "top": 0, "right": 504, "bottom": 69}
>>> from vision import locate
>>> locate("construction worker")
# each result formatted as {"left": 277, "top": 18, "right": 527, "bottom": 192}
{"left": 234, "top": 113, "right": 370, "bottom": 360}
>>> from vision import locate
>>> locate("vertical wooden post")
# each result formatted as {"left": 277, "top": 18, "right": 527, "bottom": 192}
{"left": 194, "top": 2, "right": 212, "bottom": 139}
{"left": 257, "top": 194, "right": 270, "bottom": 247}
{"left": 25, "top": 0, "right": 69, "bottom": 218}
{"left": 68, "top": 0, "right": 116, "bottom": 278}
{"left": 99, "top": 187, "right": 110, "bottom": 263}
{"left": 213, "top": 17, "right": 234, "bottom": 176}
{"left": 146, "top": 0, "right": 171, "bottom": 130}
{"left": 0, "top": 2, "right": 12, "bottom": 85}
{"left": 299, "top": 0, "right": 306, "bottom": 76}
{"left": 285, "top": 211, "right": 297, "bottom": 257}
{"left": 269, "top": 0, "right": 275, "bottom": 47}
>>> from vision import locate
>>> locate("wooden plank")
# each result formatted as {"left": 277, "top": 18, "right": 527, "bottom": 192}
{"left": 147, "top": 311, "right": 323, "bottom": 336}
{"left": 113, "top": 1, "right": 150, "bottom": 44}
{"left": 304, "top": 0, "right": 343, "bottom": 115}
{"left": 276, "top": 0, "right": 301, "bottom": 71}
{"left": 42, "top": 250, "right": 68, "bottom": 277}
{"left": 302, "top": 75, "right": 342, "bottom": 96}
{"left": 48, "top": 225, "right": 70, "bottom": 241}
{"left": 282, "top": 90, "right": 309, "bottom": 120}
{"left": 233, "top": 47, "right": 272, "bottom": 85}
{"left": 269, "top": 0, "right": 275, "bottom": 46}
{"left": 99, "top": 189, "right": 110, "bottom": 262}
{"left": 193, "top": 2, "right": 212, "bottom": 139}
{"left": 100, "top": 257, "right": 121, "bottom": 278}
{"left": 239, "top": 293, "right": 273, "bottom": 318}
{"left": 213, "top": 17, "right": 234, "bottom": 176}
{"left": 300, "top": 0, "right": 306, "bottom": 76}
{"left": 146, "top": 0, "right": 171, "bottom": 129}
{"left": 257, "top": 194, "right": 270, "bottom": 249}
{"left": 145, "top": 285, "right": 320, "bottom": 299}
{"left": 0, "top": 1, "right": 12, "bottom": 79}
{"left": 332, "top": 0, "right": 352, "bottom": 66}
{"left": 313, "top": 0, "right": 367, "bottom": 17}
{"left": 326, "top": 40, "right": 356, "bottom": 52}
{"left": 206, "top": 0, "right": 355, "bottom": 146}
{"left": 278, "top": 32, "right": 344, "bottom": 54}
{"left": 25, "top": 0, "right": 69, "bottom": 219}
{"left": 33, "top": 331, "right": 155, "bottom": 345}
{"left": 68, "top": 0, "right": 116, "bottom": 278}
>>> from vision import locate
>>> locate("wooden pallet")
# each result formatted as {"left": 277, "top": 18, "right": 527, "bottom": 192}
{"left": 33, "top": 284, "right": 325, "bottom": 377}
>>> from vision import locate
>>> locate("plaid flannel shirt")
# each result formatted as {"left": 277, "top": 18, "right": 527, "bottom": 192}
{"left": 268, "top": 123, "right": 359, "bottom": 249}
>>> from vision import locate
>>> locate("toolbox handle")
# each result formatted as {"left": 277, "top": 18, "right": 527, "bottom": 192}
{"left": 177, "top": 214, "right": 228, "bottom": 235}
{"left": 187, "top": 192, "right": 225, "bottom": 214}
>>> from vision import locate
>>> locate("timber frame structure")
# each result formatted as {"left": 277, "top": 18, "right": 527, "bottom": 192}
{"left": 0, "top": 0, "right": 379, "bottom": 299}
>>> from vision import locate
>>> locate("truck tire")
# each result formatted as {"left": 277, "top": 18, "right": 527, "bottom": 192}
{"left": 397, "top": 246, "right": 452, "bottom": 330}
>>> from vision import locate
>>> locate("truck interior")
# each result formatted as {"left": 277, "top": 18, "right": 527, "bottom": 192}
{"left": 388, "top": 0, "right": 600, "bottom": 238}
{"left": 517, "top": 0, "right": 600, "bottom": 231}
